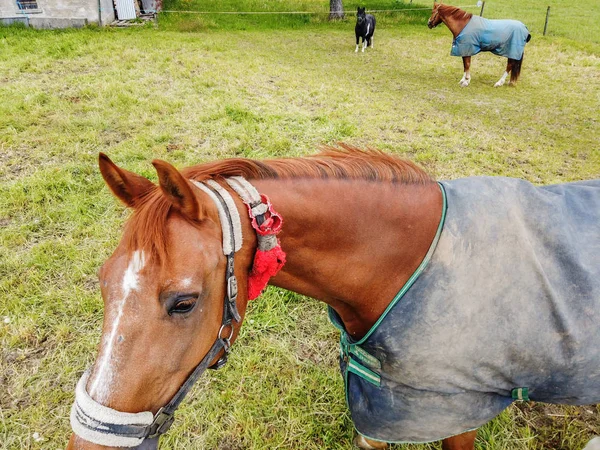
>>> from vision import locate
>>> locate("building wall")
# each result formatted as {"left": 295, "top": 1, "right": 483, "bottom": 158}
{"left": 0, "top": 0, "right": 115, "bottom": 28}
{"left": 99, "top": 0, "right": 115, "bottom": 24}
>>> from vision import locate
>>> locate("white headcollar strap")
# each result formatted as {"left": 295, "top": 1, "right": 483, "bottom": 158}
{"left": 70, "top": 370, "right": 153, "bottom": 447}
{"left": 226, "top": 176, "right": 268, "bottom": 217}
{"left": 189, "top": 179, "right": 243, "bottom": 255}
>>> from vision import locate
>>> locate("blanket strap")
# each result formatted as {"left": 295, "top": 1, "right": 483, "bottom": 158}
{"left": 511, "top": 387, "right": 529, "bottom": 401}
{"left": 340, "top": 334, "right": 382, "bottom": 387}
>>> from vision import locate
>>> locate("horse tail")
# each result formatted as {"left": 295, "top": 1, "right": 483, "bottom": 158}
{"left": 510, "top": 54, "right": 523, "bottom": 84}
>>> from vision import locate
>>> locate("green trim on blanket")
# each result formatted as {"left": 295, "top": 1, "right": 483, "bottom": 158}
{"left": 351, "top": 345, "right": 382, "bottom": 370}
{"left": 512, "top": 387, "right": 529, "bottom": 401}
{"left": 330, "top": 182, "right": 448, "bottom": 391}
{"left": 348, "top": 358, "right": 381, "bottom": 387}
{"left": 329, "top": 182, "right": 447, "bottom": 343}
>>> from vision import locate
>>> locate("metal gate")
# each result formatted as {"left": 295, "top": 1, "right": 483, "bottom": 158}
{"left": 115, "top": 0, "right": 137, "bottom": 20}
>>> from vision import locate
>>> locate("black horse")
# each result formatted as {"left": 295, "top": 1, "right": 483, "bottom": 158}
{"left": 355, "top": 7, "right": 376, "bottom": 52}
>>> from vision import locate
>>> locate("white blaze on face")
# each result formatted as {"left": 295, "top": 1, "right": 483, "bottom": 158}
{"left": 88, "top": 250, "right": 146, "bottom": 403}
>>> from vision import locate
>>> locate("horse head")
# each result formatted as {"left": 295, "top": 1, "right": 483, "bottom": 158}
{"left": 428, "top": 2, "right": 444, "bottom": 28}
{"left": 67, "top": 154, "right": 255, "bottom": 449}
{"left": 356, "top": 6, "right": 367, "bottom": 24}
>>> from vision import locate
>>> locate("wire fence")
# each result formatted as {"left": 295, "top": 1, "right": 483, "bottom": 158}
{"left": 159, "top": 5, "right": 480, "bottom": 15}
{"left": 155, "top": 2, "right": 599, "bottom": 43}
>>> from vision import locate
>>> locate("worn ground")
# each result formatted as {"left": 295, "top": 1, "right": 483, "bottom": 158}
{"left": 0, "top": 0, "right": 599, "bottom": 448}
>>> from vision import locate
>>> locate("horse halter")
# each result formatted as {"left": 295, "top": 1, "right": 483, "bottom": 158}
{"left": 428, "top": 5, "right": 442, "bottom": 28}
{"left": 70, "top": 177, "right": 284, "bottom": 447}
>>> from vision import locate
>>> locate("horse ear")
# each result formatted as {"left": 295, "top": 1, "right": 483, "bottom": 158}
{"left": 98, "top": 153, "right": 155, "bottom": 208}
{"left": 152, "top": 159, "right": 201, "bottom": 220}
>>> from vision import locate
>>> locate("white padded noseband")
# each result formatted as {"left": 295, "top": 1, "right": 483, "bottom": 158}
{"left": 70, "top": 370, "right": 154, "bottom": 447}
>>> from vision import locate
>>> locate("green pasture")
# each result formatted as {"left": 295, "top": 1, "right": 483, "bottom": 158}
{"left": 0, "top": 0, "right": 599, "bottom": 448}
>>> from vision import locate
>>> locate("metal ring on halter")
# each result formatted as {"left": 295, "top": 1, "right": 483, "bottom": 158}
{"left": 218, "top": 323, "right": 235, "bottom": 342}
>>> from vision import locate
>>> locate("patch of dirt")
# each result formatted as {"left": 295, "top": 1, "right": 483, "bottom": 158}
{"left": 0, "top": 338, "right": 54, "bottom": 410}
{"left": 216, "top": 435, "right": 247, "bottom": 450}
{"left": 83, "top": 275, "right": 99, "bottom": 292}
{"left": 296, "top": 339, "right": 337, "bottom": 366}
{"left": 166, "top": 143, "right": 184, "bottom": 152}
{"left": 513, "top": 402, "right": 600, "bottom": 449}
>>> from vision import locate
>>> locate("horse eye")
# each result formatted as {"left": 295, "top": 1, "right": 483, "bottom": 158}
{"left": 168, "top": 297, "right": 197, "bottom": 315}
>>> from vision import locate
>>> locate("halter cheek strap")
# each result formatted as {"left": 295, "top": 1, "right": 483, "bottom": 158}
{"left": 71, "top": 177, "right": 286, "bottom": 446}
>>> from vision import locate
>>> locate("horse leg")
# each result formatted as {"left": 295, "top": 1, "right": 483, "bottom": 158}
{"left": 355, "top": 34, "right": 360, "bottom": 52}
{"left": 355, "top": 429, "right": 476, "bottom": 450}
{"left": 441, "top": 430, "right": 478, "bottom": 450}
{"left": 354, "top": 435, "right": 389, "bottom": 449}
{"left": 494, "top": 59, "right": 512, "bottom": 87}
{"left": 362, "top": 37, "right": 367, "bottom": 52}
{"left": 370, "top": 35, "right": 374, "bottom": 48}
{"left": 459, "top": 56, "right": 471, "bottom": 87}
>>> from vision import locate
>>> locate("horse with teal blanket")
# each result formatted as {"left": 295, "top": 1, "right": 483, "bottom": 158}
{"left": 67, "top": 148, "right": 600, "bottom": 450}
{"left": 428, "top": 2, "right": 531, "bottom": 87}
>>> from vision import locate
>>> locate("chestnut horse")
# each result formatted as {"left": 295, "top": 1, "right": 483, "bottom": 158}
{"left": 68, "top": 148, "right": 600, "bottom": 450}
{"left": 428, "top": 3, "right": 531, "bottom": 87}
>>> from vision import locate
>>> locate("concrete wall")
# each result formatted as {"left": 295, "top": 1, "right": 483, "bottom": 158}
{"left": 99, "top": 0, "right": 114, "bottom": 24}
{"left": 0, "top": 0, "right": 115, "bottom": 28}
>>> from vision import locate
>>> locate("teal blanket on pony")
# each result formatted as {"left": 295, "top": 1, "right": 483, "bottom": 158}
{"left": 451, "top": 15, "right": 530, "bottom": 60}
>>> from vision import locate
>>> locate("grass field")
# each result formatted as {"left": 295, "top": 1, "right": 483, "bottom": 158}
{"left": 1, "top": 0, "right": 599, "bottom": 448}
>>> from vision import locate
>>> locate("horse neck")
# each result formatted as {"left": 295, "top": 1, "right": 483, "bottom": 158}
{"left": 440, "top": 7, "right": 471, "bottom": 38}
{"left": 250, "top": 178, "right": 443, "bottom": 339}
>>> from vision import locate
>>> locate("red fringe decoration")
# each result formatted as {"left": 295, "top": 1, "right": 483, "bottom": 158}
{"left": 247, "top": 244, "right": 286, "bottom": 300}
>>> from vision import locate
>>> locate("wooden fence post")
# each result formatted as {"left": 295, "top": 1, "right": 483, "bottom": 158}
{"left": 543, "top": 6, "right": 550, "bottom": 36}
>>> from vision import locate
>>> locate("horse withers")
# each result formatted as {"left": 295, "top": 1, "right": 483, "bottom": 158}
{"left": 67, "top": 148, "right": 600, "bottom": 450}
{"left": 355, "top": 7, "right": 376, "bottom": 52}
{"left": 428, "top": 2, "right": 531, "bottom": 87}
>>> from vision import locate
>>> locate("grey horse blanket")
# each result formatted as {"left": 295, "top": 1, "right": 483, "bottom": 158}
{"left": 451, "top": 15, "right": 530, "bottom": 60}
{"left": 330, "top": 177, "right": 600, "bottom": 443}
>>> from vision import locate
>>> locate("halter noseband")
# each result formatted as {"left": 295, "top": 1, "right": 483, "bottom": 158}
{"left": 71, "top": 177, "right": 284, "bottom": 447}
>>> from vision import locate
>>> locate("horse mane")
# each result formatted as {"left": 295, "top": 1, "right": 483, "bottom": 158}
{"left": 438, "top": 4, "right": 472, "bottom": 21}
{"left": 123, "top": 145, "right": 434, "bottom": 260}
{"left": 182, "top": 145, "right": 432, "bottom": 184}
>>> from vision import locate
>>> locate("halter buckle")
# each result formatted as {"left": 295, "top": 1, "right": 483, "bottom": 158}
{"left": 147, "top": 407, "right": 175, "bottom": 439}
{"left": 208, "top": 355, "right": 228, "bottom": 370}
{"left": 227, "top": 276, "right": 242, "bottom": 322}
{"left": 227, "top": 276, "right": 238, "bottom": 302}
